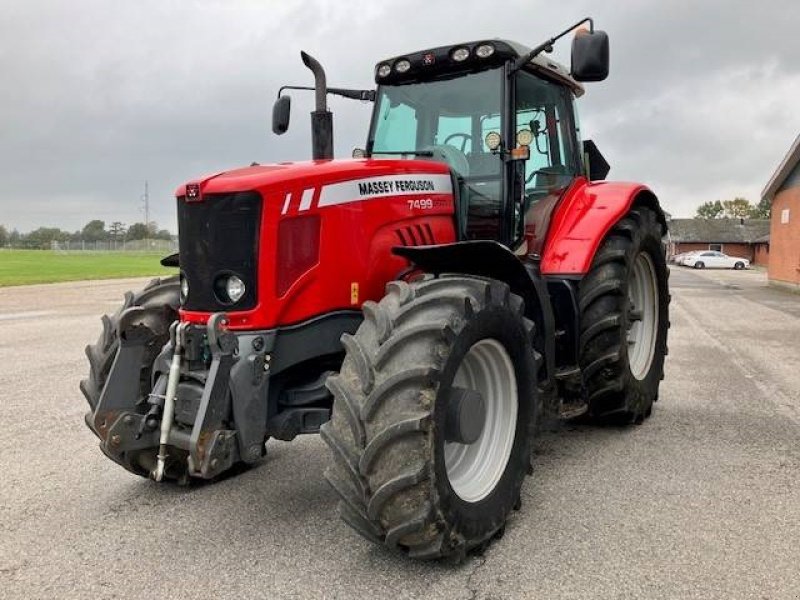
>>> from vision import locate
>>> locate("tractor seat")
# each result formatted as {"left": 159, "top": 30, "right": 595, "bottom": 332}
{"left": 533, "top": 165, "right": 572, "bottom": 190}
{"left": 467, "top": 153, "right": 502, "bottom": 177}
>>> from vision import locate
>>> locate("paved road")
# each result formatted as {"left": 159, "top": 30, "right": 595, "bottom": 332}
{"left": 1, "top": 269, "right": 798, "bottom": 599}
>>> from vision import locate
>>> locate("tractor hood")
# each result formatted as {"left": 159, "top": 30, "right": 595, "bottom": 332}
{"left": 175, "top": 158, "right": 451, "bottom": 198}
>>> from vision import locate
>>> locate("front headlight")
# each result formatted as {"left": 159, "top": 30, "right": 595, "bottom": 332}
{"left": 226, "top": 275, "right": 246, "bottom": 304}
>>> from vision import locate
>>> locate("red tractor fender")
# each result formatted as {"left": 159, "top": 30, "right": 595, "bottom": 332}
{"left": 540, "top": 178, "right": 665, "bottom": 276}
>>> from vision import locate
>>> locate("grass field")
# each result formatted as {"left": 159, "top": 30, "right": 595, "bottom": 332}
{"left": 0, "top": 250, "right": 173, "bottom": 286}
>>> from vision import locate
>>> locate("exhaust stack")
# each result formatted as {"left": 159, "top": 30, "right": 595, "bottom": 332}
{"left": 301, "top": 51, "right": 333, "bottom": 160}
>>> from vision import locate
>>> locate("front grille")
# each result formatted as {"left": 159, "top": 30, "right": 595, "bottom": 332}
{"left": 177, "top": 191, "right": 262, "bottom": 312}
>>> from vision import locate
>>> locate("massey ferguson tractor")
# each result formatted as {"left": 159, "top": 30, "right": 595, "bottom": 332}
{"left": 81, "top": 18, "right": 669, "bottom": 561}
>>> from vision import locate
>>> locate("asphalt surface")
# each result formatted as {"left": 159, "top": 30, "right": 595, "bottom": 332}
{"left": 1, "top": 268, "right": 798, "bottom": 599}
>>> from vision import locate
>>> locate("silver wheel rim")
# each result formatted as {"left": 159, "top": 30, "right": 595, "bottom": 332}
{"left": 627, "top": 252, "right": 659, "bottom": 380}
{"left": 444, "top": 339, "right": 517, "bottom": 503}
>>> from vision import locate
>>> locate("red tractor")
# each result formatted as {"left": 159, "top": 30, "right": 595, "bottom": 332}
{"left": 81, "top": 18, "right": 669, "bottom": 561}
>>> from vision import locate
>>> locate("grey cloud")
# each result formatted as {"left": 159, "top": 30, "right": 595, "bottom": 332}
{"left": 1, "top": 0, "right": 798, "bottom": 231}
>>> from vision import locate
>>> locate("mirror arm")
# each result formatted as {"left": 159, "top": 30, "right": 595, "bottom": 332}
{"left": 511, "top": 17, "right": 594, "bottom": 73}
{"left": 278, "top": 85, "right": 375, "bottom": 102}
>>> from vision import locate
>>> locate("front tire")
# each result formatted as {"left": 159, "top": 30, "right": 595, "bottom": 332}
{"left": 734, "top": 262, "right": 745, "bottom": 270}
{"left": 322, "top": 276, "right": 539, "bottom": 560}
{"left": 578, "top": 206, "right": 669, "bottom": 423}
{"left": 80, "top": 276, "right": 180, "bottom": 412}
{"left": 694, "top": 261, "right": 705, "bottom": 269}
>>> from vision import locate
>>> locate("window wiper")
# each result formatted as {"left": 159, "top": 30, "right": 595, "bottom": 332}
{"left": 369, "top": 150, "right": 434, "bottom": 157}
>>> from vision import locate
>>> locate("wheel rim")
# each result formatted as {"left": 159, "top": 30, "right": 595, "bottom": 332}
{"left": 627, "top": 252, "right": 659, "bottom": 381}
{"left": 444, "top": 339, "right": 517, "bottom": 503}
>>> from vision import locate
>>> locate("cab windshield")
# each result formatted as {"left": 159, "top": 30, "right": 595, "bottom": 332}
{"left": 369, "top": 69, "right": 505, "bottom": 239}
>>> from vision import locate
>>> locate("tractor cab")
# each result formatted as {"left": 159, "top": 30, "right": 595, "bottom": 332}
{"left": 368, "top": 40, "right": 589, "bottom": 249}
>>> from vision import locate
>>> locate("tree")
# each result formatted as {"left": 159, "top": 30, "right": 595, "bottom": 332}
{"left": 126, "top": 222, "right": 150, "bottom": 240}
{"left": 749, "top": 196, "right": 771, "bottom": 219}
{"left": 108, "top": 221, "right": 126, "bottom": 239}
{"left": 24, "top": 227, "right": 68, "bottom": 249}
{"left": 695, "top": 200, "right": 724, "bottom": 219}
{"left": 695, "top": 197, "right": 766, "bottom": 220}
{"left": 81, "top": 219, "right": 108, "bottom": 242}
{"left": 0, "top": 225, "right": 8, "bottom": 247}
{"left": 154, "top": 229, "right": 173, "bottom": 240}
{"left": 721, "top": 197, "right": 752, "bottom": 219}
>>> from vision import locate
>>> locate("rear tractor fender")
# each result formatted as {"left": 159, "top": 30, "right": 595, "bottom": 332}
{"left": 393, "top": 241, "right": 556, "bottom": 387}
{"left": 541, "top": 181, "right": 667, "bottom": 276}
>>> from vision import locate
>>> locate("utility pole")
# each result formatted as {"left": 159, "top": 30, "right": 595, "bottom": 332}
{"left": 143, "top": 180, "right": 150, "bottom": 234}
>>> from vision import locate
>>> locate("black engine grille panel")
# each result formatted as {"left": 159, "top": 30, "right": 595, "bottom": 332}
{"left": 177, "top": 191, "right": 262, "bottom": 312}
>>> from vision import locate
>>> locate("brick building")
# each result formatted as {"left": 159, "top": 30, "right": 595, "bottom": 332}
{"left": 762, "top": 135, "right": 800, "bottom": 289}
{"left": 668, "top": 218, "right": 770, "bottom": 265}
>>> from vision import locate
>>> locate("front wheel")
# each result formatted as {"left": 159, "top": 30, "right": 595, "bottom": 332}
{"left": 81, "top": 276, "right": 180, "bottom": 412}
{"left": 694, "top": 261, "right": 705, "bottom": 269}
{"left": 322, "top": 276, "right": 539, "bottom": 561}
{"left": 734, "top": 262, "right": 745, "bottom": 270}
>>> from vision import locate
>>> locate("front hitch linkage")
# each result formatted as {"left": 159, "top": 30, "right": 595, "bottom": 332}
{"left": 152, "top": 321, "right": 188, "bottom": 482}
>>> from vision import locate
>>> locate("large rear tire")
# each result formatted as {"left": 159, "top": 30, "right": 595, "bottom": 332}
{"left": 322, "top": 276, "right": 539, "bottom": 561}
{"left": 80, "top": 276, "right": 180, "bottom": 412}
{"left": 578, "top": 206, "right": 669, "bottom": 424}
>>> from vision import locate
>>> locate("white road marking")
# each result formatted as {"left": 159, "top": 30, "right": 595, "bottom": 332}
{"left": 0, "top": 310, "right": 57, "bottom": 321}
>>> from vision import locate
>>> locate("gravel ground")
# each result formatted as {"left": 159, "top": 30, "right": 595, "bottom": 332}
{"left": 0, "top": 267, "right": 798, "bottom": 600}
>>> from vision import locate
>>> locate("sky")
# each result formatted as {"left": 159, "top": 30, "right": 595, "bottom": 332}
{"left": 2, "top": 0, "right": 799, "bottom": 233}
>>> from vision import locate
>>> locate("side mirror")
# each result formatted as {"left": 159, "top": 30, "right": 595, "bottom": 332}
{"left": 272, "top": 95, "right": 291, "bottom": 135}
{"left": 571, "top": 30, "right": 609, "bottom": 82}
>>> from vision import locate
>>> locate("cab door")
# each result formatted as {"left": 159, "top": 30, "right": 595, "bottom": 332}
{"left": 513, "top": 70, "right": 582, "bottom": 256}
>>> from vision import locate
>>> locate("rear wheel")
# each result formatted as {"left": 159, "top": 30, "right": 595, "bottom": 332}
{"left": 322, "top": 276, "right": 539, "bottom": 561}
{"left": 578, "top": 206, "right": 669, "bottom": 423}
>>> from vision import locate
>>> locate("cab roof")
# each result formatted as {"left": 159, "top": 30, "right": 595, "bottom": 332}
{"left": 375, "top": 39, "right": 584, "bottom": 97}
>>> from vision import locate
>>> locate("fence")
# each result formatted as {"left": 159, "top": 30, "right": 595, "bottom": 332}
{"left": 51, "top": 239, "right": 178, "bottom": 253}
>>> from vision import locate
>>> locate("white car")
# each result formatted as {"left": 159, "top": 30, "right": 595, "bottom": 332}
{"left": 672, "top": 251, "right": 700, "bottom": 265}
{"left": 682, "top": 251, "right": 750, "bottom": 270}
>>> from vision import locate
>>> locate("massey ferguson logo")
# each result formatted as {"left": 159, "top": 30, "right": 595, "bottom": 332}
{"left": 186, "top": 183, "right": 201, "bottom": 201}
{"left": 291, "top": 173, "right": 452, "bottom": 212}
{"left": 357, "top": 179, "right": 435, "bottom": 196}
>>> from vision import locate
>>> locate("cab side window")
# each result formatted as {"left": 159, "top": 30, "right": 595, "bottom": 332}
{"left": 514, "top": 71, "right": 580, "bottom": 195}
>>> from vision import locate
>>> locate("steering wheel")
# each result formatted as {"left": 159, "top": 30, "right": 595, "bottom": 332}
{"left": 443, "top": 132, "right": 472, "bottom": 153}
{"left": 525, "top": 168, "right": 546, "bottom": 185}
